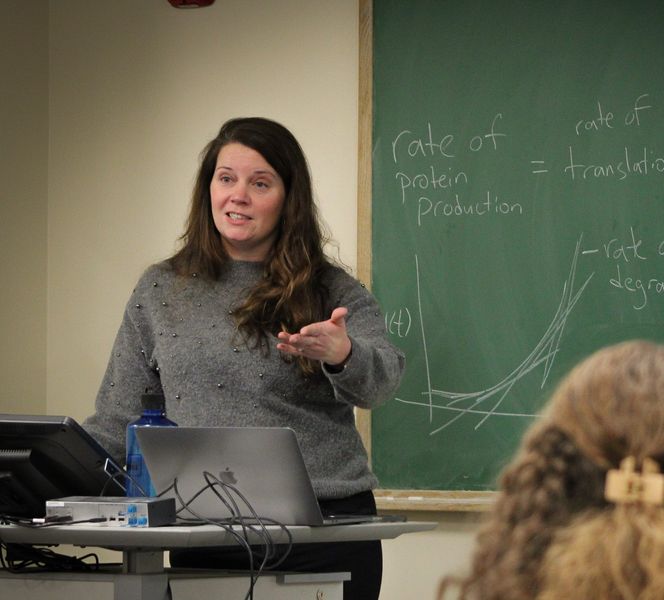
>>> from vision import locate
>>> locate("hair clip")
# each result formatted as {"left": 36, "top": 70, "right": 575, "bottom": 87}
{"left": 604, "top": 456, "right": 664, "bottom": 505}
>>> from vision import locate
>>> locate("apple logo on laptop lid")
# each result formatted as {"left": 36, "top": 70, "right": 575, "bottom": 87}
{"left": 218, "top": 467, "right": 238, "bottom": 485}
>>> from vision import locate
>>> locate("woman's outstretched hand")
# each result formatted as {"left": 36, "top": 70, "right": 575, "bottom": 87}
{"left": 277, "top": 307, "right": 352, "bottom": 367}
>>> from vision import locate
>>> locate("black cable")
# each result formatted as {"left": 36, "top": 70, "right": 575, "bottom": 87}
{"left": 0, "top": 515, "right": 108, "bottom": 529}
{"left": 171, "top": 477, "right": 258, "bottom": 600}
{"left": 200, "top": 471, "right": 294, "bottom": 569}
{"left": 0, "top": 542, "right": 102, "bottom": 573}
{"left": 99, "top": 458, "right": 128, "bottom": 495}
{"left": 205, "top": 473, "right": 292, "bottom": 593}
{"left": 1, "top": 515, "right": 108, "bottom": 529}
{"left": 100, "top": 467, "right": 149, "bottom": 497}
{"left": 0, "top": 515, "right": 122, "bottom": 574}
{"left": 32, "top": 517, "right": 109, "bottom": 528}
{"left": 158, "top": 477, "right": 237, "bottom": 519}
{"left": 167, "top": 473, "right": 294, "bottom": 600}
{"left": 200, "top": 472, "right": 266, "bottom": 600}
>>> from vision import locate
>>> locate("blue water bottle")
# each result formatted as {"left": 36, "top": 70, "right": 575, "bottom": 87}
{"left": 125, "top": 392, "right": 177, "bottom": 497}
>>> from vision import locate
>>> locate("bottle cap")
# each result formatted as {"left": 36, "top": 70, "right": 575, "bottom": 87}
{"left": 141, "top": 392, "right": 166, "bottom": 411}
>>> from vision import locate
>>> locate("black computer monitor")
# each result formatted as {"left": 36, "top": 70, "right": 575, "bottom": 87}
{"left": 0, "top": 414, "right": 124, "bottom": 517}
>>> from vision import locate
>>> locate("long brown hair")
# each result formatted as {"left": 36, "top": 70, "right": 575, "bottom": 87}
{"left": 438, "top": 340, "right": 664, "bottom": 599}
{"left": 169, "top": 117, "right": 333, "bottom": 375}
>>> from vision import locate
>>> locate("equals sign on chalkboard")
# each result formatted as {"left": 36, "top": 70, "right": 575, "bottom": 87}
{"left": 531, "top": 160, "right": 548, "bottom": 174}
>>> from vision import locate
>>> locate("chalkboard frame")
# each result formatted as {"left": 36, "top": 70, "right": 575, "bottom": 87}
{"left": 355, "top": 0, "right": 495, "bottom": 511}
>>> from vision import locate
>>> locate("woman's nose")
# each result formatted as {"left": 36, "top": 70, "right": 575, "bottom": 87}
{"left": 230, "top": 181, "right": 249, "bottom": 202}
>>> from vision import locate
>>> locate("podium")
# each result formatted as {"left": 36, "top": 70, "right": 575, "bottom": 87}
{"left": 0, "top": 520, "right": 436, "bottom": 599}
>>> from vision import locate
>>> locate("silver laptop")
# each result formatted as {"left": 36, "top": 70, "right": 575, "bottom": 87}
{"left": 136, "top": 426, "right": 401, "bottom": 527}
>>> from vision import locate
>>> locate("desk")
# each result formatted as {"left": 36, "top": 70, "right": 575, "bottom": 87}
{"left": 0, "top": 521, "right": 436, "bottom": 599}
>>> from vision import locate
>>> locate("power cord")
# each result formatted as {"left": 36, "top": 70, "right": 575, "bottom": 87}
{"left": 1, "top": 514, "right": 109, "bottom": 528}
{"left": 162, "top": 471, "right": 294, "bottom": 600}
{"left": 0, "top": 542, "right": 103, "bottom": 573}
{"left": 100, "top": 465, "right": 149, "bottom": 497}
{"left": 0, "top": 514, "right": 113, "bottom": 573}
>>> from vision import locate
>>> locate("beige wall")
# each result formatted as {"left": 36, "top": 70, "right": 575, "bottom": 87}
{"left": 46, "top": 0, "right": 363, "bottom": 422}
{"left": 4, "top": 1, "right": 481, "bottom": 597}
{"left": 0, "top": 1, "right": 48, "bottom": 414}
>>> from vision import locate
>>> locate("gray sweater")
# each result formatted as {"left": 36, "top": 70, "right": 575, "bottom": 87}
{"left": 84, "top": 260, "right": 405, "bottom": 499}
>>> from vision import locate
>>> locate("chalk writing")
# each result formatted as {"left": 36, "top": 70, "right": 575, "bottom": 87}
{"left": 583, "top": 227, "right": 664, "bottom": 310}
{"left": 531, "top": 94, "right": 662, "bottom": 182}
{"left": 530, "top": 160, "right": 548, "bottom": 174}
{"left": 609, "top": 266, "right": 664, "bottom": 310}
{"left": 395, "top": 166, "right": 468, "bottom": 204}
{"left": 415, "top": 192, "right": 522, "bottom": 226}
{"left": 602, "top": 228, "right": 646, "bottom": 262}
{"left": 574, "top": 94, "right": 652, "bottom": 135}
{"left": 390, "top": 114, "right": 506, "bottom": 164}
{"left": 575, "top": 101, "right": 615, "bottom": 135}
{"left": 388, "top": 113, "right": 526, "bottom": 224}
{"left": 391, "top": 124, "right": 455, "bottom": 162}
{"left": 564, "top": 146, "right": 664, "bottom": 181}
{"left": 385, "top": 308, "right": 412, "bottom": 338}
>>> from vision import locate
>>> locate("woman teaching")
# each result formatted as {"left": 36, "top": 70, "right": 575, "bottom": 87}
{"left": 83, "top": 117, "right": 405, "bottom": 599}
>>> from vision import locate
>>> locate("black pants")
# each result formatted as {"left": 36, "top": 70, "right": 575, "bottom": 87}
{"left": 169, "top": 490, "right": 382, "bottom": 600}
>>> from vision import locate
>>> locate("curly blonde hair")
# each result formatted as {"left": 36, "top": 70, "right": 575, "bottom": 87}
{"left": 438, "top": 340, "right": 664, "bottom": 600}
{"left": 538, "top": 506, "right": 664, "bottom": 600}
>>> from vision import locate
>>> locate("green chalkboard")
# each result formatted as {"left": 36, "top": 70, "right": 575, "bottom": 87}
{"left": 367, "top": 0, "right": 664, "bottom": 498}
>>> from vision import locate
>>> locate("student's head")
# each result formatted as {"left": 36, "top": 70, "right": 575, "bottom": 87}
{"left": 438, "top": 340, "right": 664, "bottom": 600}
{"left": 178, "top": 117, "right": 325, "bottom": 272}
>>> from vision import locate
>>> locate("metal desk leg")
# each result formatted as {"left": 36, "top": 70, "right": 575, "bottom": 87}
{"left": 122, "top": 549, "right": 165, "bottom": 574}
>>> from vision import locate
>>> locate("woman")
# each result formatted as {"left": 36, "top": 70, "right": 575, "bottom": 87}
{"left": 438, "top": 340, "right": 664, "bottom": 600}
{"left": 84, "top": 117, "right": 405, "bottom": 599}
